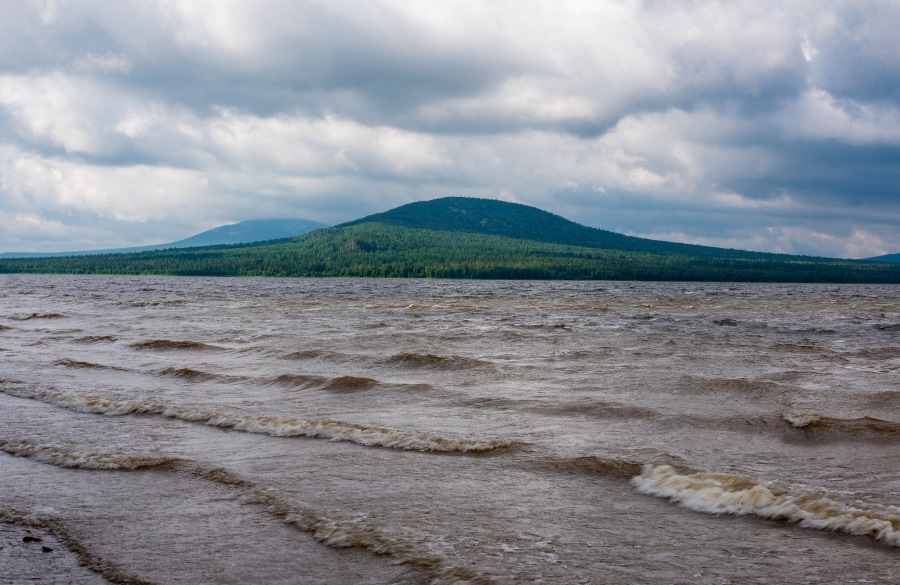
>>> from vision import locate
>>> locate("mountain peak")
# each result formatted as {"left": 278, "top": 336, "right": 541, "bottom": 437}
{"left": 342, "top": 196, "right": 716, "bottom": 256}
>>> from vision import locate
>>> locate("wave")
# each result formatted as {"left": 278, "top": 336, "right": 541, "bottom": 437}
{"left": 2, "top": 444, "right": 488, "bottom": 584}
{"left": 632, "top": 464, "right": 900, "bottom": 547}
{"left": 9, "top": 312, "right": 66, "bottom": 320}
{"left": 0, "top": 386, "right": 514, "bottom": 454}
{"left": 0, "top": 509, "right": 157, "bottom": 585}
{"left": 385, "top": 352, "right": 492, "bottom": 370}
{"left": 272, "top": 373, "right": 434, "bottom": 396}
{"left": 782, "top": 413, "right": 900, "bottom": 437}
{"left": 54, "top": 358, "right": 125, "bottom": 371}
{"left": 677, "top": 376, "right": 786, "bottom": 400}
{"left": 270, "top": 373, "right": 329, "bottom": 389}
{"left": 73, "top": 335, "right": 119, "bottom": 344}
{"left": 128, "top": 339, "right": 222, "bottom": 351}
{"left": 0, "top": 439, "right": 180, "bottom": 470}
{"left": 157, "top": 367, "right": 227, "bottom": 382}
{"left": 546, "top": 455, "right": 644, "bottom": 480}
{"left": 540, "top": 453, "right": 900, "bottom": 548}
{"left": 322, "top": 376, "right": 377, "bottom": 392}
{"left": 547, "top": 400, "right": 666, "bottom": 420}
{"left": 282, "top": 350, "right": 325, "bottom": 360}
{"left": 180, "top": 463, "right": 488, "bottom": 583}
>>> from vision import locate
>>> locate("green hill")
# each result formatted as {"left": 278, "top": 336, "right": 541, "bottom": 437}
{"left": 344, "top": 197, "right": 795, "bottom": 259}
{"left": 1, "top": 197, "right": 899, "bottom": 282}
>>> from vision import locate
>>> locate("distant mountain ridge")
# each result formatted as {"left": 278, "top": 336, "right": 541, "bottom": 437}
{"left": 2, "top": 197, "right": 899, "bottom": 282}
{"left": 0, "top": 218, "right": 327, "bottom": 258}
{"left": 865, "top": 253, "right": 900, "bottom": 263}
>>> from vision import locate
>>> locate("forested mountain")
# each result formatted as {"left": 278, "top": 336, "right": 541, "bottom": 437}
{"left": 344, "top": 198, "right": 800, "bottom": 259}
{"left": 2, "top": 197, "right": 899, "bottom": 283}
{"left": 0, "top": 218, "right": 326, "bottom": 258}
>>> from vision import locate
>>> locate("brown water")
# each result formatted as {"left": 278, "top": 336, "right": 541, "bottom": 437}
{"left": 1, "top": 274, "right": 898, "bottom": 584}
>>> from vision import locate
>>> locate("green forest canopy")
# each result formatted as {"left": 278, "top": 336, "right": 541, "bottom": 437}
{"left": 2, "top": 197, "right": 899, "bottom": 283}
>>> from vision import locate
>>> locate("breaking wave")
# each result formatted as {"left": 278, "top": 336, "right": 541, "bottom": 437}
{"left": 632, "top": 464, "right": 900, "bottom": 547}
{"left": 0, "top": 439, "right": 180, "bottom": 470}
{"left": 0, "top": 386, "right": 514, "bottom": 454}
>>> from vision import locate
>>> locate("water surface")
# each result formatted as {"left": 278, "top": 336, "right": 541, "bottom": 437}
{"left": 1, "top": 275, "right": 898, "bottom": 583}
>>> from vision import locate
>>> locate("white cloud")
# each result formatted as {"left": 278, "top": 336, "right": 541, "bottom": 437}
{"left": 0, "top": 147, "right": 211, "bottom": 222}
{"left": 0, "top": 0, "right": 898, "bottom": 257}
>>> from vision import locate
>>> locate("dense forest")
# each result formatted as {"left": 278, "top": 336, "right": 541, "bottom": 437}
{"left": 2, "top": 197, "right": 900, "bottom": 282}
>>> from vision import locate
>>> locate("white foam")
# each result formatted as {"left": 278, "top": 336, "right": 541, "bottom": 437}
{"left": 0, "top": 439, "right": 178, "bottom": 470}
{"left": 632, "top": 464, "right": 900, "bottom": 546}
{"left": 0, "top": 386, "right": 512, "bottom": 454}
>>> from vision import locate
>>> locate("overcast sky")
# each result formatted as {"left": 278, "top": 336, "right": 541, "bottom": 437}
{"left": 1, "top": 1, "right": 899, "bottom": 257}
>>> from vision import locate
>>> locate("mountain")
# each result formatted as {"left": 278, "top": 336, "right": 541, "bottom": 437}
{"left": 0, "top": 218, "right": 327, "bottom": 258}
{"left": 864, "top": 253, "right": 900, "bottom": 263}
{"left": 2, "top": 197, "right": 900, "bottom": 283}
{"left": 160, "top": 218, "right": 327, "bottom": 248}
{"left": 343, "top": 197, "right": 779, "bottom": 259}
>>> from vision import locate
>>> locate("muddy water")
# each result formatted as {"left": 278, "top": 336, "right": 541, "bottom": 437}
{"left": 1, "top": 275, "right": 898, "bottom": 583}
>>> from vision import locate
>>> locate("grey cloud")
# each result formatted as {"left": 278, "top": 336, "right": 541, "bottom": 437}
{"left": 1, "top": 0, "right": 899, "bottom": 257}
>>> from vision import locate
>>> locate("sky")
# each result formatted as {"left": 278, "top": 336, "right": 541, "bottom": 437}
{"left": 1, "top": 1, "right": 899, "bottom": 258}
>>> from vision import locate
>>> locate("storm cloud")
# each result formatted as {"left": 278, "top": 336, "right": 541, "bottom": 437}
{"left": 1, "top": 0, "right": 898, "bottom": 257}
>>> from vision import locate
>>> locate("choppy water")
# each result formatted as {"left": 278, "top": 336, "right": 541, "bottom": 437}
{"left": 1, "top": 274, "right": 899, "bottom": 584}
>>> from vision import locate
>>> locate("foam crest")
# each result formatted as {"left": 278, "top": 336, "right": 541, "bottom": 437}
{"left": 0, "top": 439, "right": 180, "bottom": 470}
{"left": 0, "top": 386, "right": 513, "bottom": 454}
{"left": 632, "top": 465, "right": 900, "bottom": 547}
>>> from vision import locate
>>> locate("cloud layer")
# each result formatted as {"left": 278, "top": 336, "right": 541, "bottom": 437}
{"left": 1, "top": 0, "right": 898, "bottom": 257}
